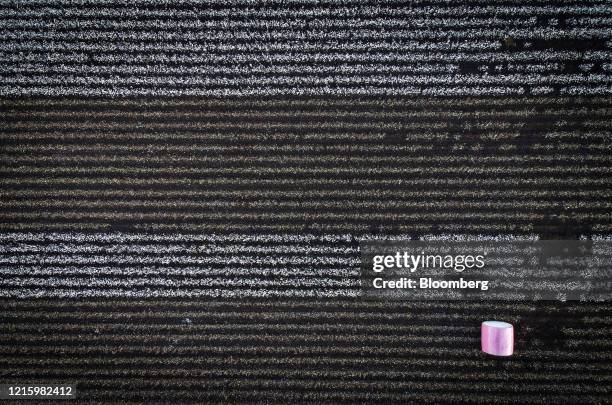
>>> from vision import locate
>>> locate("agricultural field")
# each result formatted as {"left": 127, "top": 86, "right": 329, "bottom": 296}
{"left": 0, "top": 0, "right": 611, "bottom": 402}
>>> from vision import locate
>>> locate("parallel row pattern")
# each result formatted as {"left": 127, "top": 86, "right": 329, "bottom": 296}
{"left": 9, "top": 232, "right": 586, "bottom": 298}
{"left": 0, "top": 232, "right": 361, "bottom": 297}
{"left": 0, "top": 299, "right": 610, "bottom": 403}
{"left": 1, "top": 1, "right": 611, "bottom": 402}
{"left": 1, "top": 0, "right": 612, "bottom": 96}
{"left": 3, "top": 233, "right": 612, "bottom": 299}
{"left": 2, "top": 97, "right": 611, "bottom": 234}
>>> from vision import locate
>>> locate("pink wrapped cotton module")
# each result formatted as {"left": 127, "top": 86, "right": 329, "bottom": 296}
{"left": 481, "top": 321, "right": 514, "bottom": 356}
